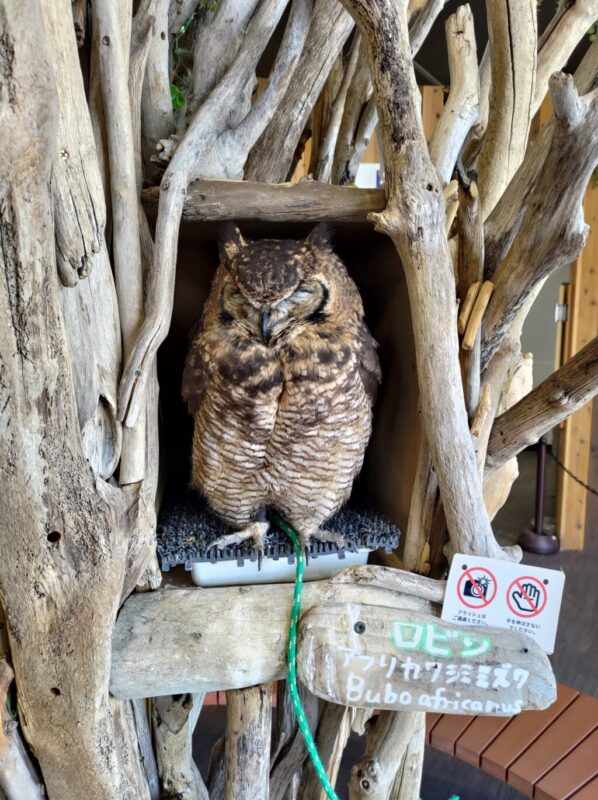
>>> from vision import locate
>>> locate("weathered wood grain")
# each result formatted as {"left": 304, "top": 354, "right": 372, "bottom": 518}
{"left": 110, "top": 567, "right": 443, "bottom": 698}
{"left": 142, "top": 179, "right": 386, "bottom": 223}
{"left": 298, "top": 604, "right": 556, "bottom": 714}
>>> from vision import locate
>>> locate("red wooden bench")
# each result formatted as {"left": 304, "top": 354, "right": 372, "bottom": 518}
{"left": 426, "top": 684, "right": 598, "bottom": 799}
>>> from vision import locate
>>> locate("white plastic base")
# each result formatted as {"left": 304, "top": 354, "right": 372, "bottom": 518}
{"left": 190, "top": 548, "right": 370, "bottom": 587}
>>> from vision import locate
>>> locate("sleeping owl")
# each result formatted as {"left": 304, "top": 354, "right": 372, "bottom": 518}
{"left": 182, "top": 223, "right": 381, "bottom": 557}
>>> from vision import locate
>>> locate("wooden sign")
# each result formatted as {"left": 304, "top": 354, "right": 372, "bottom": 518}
{"left": 298, "top": 604, "right": 556, "bottom": 715}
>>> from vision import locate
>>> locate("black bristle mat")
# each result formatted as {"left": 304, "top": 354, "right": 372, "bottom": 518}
{"left": 156, "top": 493, "right": 401, "bottom": 571}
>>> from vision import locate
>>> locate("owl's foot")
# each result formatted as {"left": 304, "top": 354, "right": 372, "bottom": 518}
{"left": 208, "top": 521, "right": 270, "bottom": 569}
{"left": 299, "top": 529, "right": 347, "bottom": 565}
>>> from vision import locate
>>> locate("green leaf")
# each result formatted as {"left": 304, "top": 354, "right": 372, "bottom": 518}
{"left": 170, "top": 83, "right": 186, "bottom": 111}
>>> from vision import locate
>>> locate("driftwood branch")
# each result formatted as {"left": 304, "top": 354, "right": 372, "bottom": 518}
{"left": 349, "top": 712, "right": 420, "bottom": 800}
{"left": 152, "top": 693, "right": 208, "bottom": 800}
{"left": 388, "top": 714, "right": 425, "bottom": 800}
{"left": 0, "top": 5, "right": 152, "bottom": 796}
{"left": 477, "top": 0, "right": 537, "bottom": 217}
{"left": 484, "top": 36, "right": 598, "bottom": 280}
{"left": 225, "top": 686, "right": 271, "bottom": 800}
{"left": 245, "top": 0, "right": 355, "bottom": 183}
{"left": 533, "top": 0, "right": 598, "bottom": 115}
{"left": 93, "top": 0, "right": 148, "bottom": 483}
{"left": 428, "top": 4, "right": 479, "bottom": 186}
{"left": 202, "top": 0, "right": 313, "bottom": 180}
{"left": 0, "top": 661, "right": 44, "bottom": 800}
{"left": 482, "top": 74, "right": 598, "bottom": 367}
{"left": 110, "top": 566, "right": 443, "bottom": 699}
{"left": 297, "top": 703, "right": 351, "bottom": 799}
{"left": 486, "top": 335, "right": 598, "bottom": 475}
{"left": 457, "top": 176, "right": 484, "bottom": 417}
{"left": 118, "top": 0, "right": 291, "bottom": 428}
{"left": 332, "top": 38, "right": 373, "bottom": 184}
{"left": 43, "top": 0, "right": 106, "bottom": 286}
{"left": 141, "top": 0, "right": 174, "bottom": 177}
{"left": 339, "top": 0, "right": 507, "bottom": 560}
{"left": 316, "top": 33, "right": 362, "bottom": 183}
{"left": 185, "top": 0, "right": 260, "bottom": 129}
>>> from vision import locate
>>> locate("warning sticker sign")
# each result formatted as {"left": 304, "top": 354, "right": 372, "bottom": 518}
{"left": 442, "top": 554, "right": 565, "bottom": 654}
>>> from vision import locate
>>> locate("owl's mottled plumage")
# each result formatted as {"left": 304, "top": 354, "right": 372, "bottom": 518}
{"left": 182, "top": 223, "right": 380, "bottom": 552}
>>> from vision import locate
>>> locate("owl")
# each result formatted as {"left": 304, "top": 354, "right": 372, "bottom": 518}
{"left": 182, "top": 223, "right": 381, "bottom": 558}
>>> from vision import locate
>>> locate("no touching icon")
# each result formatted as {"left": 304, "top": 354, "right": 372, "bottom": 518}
{"left": 507, "top": 576, "right": 548, "bottom": 618}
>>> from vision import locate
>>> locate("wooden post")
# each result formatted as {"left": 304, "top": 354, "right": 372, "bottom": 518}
{"left": 225, "top": 685, "right": 272, "bottom": 800}
{"left": 556, "top": 183, "right": 598, "bottom": 549}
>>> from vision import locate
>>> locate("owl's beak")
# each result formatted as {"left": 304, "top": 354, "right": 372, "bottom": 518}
{"left": 260, "top": 308, "right": 272, "bottom": 344}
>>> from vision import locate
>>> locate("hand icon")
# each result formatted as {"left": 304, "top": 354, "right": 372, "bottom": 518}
{"left": 511, "top": 582, "right": 541, "bottom": 613}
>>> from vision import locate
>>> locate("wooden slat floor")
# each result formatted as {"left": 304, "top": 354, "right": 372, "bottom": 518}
{"left": 426, "top": 686, "right": 598, "bottom": 799}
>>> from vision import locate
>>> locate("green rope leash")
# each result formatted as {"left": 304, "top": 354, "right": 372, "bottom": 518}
{"left": 274, "top": 514, "right": 341, "bottom": 800}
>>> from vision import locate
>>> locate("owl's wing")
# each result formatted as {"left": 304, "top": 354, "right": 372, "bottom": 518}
{"left": 357, "top": 324, "right": 382, "bottom": 405}
{"left": 182, "top": 326, "right": 208, "bottom": 415}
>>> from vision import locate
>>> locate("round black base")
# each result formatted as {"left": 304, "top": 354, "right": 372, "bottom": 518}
{"left": 518, "top": 527, "right": 560, "bottom": 555}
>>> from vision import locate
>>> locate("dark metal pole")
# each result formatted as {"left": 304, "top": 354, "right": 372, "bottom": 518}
{"left": 518, "top": 437, "right": 560, "bottom": 554}
{"left": 534, "top": 437, "right": 547, "bottom": 534}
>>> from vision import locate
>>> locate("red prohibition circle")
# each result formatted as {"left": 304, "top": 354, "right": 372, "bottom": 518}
{"left": 507, "top": 576, "right": 548, "bottom": 618}
{"left": 457, "top": 567, "right": 497, "bottom": 609}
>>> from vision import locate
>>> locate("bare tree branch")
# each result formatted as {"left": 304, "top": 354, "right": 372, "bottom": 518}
{"left": 486, "top": 335, "right": 598, "bottom": 475}
{"left": 199, "top": 0, "right": 313, "bottom": 179}
{"left": 533, "top": 0, "right": 598, "bottom": 116}
{"left": 118, "top": 0, "right": 290, "bottom": 428}
{"left": 94, "top": 0, "right": 148, "bottom": 483}
{"left": 477, "top": 0, "right": 537, "bottom": 217}
{"left": 245, "top": 0, "right": 355, "bottom": 182}
{"left": 339, "top": 0, "right": 508, "bottom": 560}
{"left": 484, "top": 37, "right": 598, "bottom": 280}
{"left": 482, "top": 75, "right": 598, "bottom": 367}
{"left": 429, "top": 4, "right": 479, "bottom": 185}
{"left": 141, "top": 0, "right": 174, "bottom": 176}
{"left": 316, "top": 33, "right": 362, "bottom": 182}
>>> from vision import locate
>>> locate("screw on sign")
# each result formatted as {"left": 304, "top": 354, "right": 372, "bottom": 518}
{"left": 507, "top": 576, "right": 548, "bottom": 618}
{"left": 456, "top": 566, "right": 497, "bottom": 609}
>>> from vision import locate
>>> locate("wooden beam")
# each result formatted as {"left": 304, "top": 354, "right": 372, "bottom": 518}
{"left": 142, "top": 179, "right": 387, "bottom": 223}
{"left": 110, "top": 567, "right": 444, "bottom": 699}
{"left": 556, "top": 184, "right": 598, "bottom": 550}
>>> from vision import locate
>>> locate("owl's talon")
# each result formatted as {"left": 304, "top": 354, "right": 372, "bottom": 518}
{"left": 304, "top": 546, "right": 310, "bottom": 566}
{"left": 207, "top": 521, "right": 269, "bottom": 562}
{"left": 314, "top": 529, "right": 346, "bottom": 549}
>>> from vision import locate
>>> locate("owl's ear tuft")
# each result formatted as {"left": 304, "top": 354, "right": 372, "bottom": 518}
{"left": 305, "top": 223, "right": 334, "bottom": 251}
{"left": 218, "top": 222, "right": 245, "bottom": 269}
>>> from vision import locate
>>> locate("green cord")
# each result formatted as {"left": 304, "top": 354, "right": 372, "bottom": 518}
{"left": 274, "top": 514, "right": 341, "bottom": 800}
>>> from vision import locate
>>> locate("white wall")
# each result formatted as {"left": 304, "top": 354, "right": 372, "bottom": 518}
{"left": 521, "top": 264, "right": 571, "bottom": 388}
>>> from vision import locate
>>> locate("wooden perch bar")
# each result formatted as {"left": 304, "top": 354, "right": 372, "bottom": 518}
{"left": 486, "top": 335, "right": 598, "bottom": 475}
{"left": 110, "top": 567, "right": 444, "bottom": 699}
{"left": 142, "top": 179, "right": 386, "bottom": 223}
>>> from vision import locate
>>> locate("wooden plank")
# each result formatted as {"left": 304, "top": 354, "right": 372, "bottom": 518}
{"left": 141, "top": 179, "right": 387, "bottom": 224}
{"left": 507, "top": 695, "right": 598, "bottom": 797}
{"left": 481, "top": 685, "right": 579, "bottom": 781}
{"left": 534, "top": 729, "right": 598, "bottom": 800}
{"left": 429, "top": 715, "right": 475, "bottom": 756}
{"left": 556, "top": 183, "right": 598, "bottom": 550}
{"left": 454, "top": 714, "right": 514, "bottom": 768}
{"left": 586, "top": 394, "right": 598, "bottom": 553}
{"left": 298, "top": 604, "right": 556, "bottom": 714}
{"left": 569, "top": 776, "right": 598, "bottom": 799}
